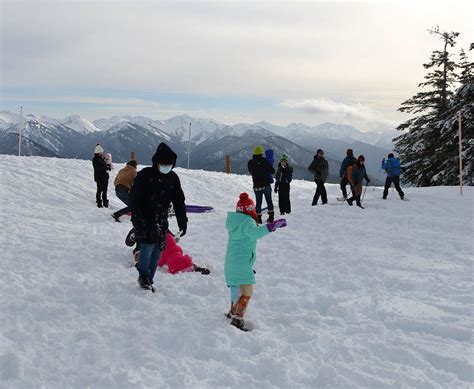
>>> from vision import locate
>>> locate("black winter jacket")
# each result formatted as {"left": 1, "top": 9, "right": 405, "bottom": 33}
{"left": 248, "top": 155, "right": 275, "bottom": 189}
{"left": 275, "top": 163, "right": 293, "bottom": 190}
{"left": 130, "top": 143, "right": 187, "bottom": 248}
{"left": 308, "top": 156, "right": 329, "bottom": 183}
{"left": 92, "top": 154, "right": 110, "bottom": 183}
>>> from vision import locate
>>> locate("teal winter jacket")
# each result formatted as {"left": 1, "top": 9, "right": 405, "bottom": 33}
{"left": 224, "top": 212, "right": 270, "bottom": 286}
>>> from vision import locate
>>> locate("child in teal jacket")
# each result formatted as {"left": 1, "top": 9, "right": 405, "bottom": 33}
{"left": 225, "top": 192, "right": 287, "bottom": 331}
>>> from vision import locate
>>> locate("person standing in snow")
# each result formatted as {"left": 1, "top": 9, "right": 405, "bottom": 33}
{"left": 264, "top": 148, "right": 275, "bottom": 187}
{"left": 381, "top": 153, "right": 405, "bottom": 200}
{"left": 111, "top": 156, "right": 137, "bottom": 222}
{"left": 224, "top": 193, "right": 287, "bottom": 331}
{"left": 339, "top": 148, "right": 357, "bottom": 200}
{"left": 129, "top": 142, "right": 187, "bottom": 290}
{"left": 347, "top": 155, "right": 371, "bottom": 208}
{"left": 308, "top": 149, "right": 329, "bottom": 206}
{"left": 274, "top": 154, "right": 293, "bottom": 215}
{"left": 92, "top": 143, "right": 111, "bottom": 208}
{"left": 248, "top": 146, "right": 275, "bottom": 224}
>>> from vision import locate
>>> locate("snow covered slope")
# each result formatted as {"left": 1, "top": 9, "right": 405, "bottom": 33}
{"left": 1, "top": 155, "right": 472, "bottom": 388}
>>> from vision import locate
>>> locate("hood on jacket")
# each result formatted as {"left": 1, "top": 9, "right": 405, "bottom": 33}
{"left": 152, "top": 142, "right": 177, "bottom": 167}
{"left": 226, "top": 211, "right": 255, "bottom": 233}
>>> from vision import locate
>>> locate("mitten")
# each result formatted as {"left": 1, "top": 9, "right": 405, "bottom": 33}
{"left": 266, "top": 218, "right": 287, "bottom": 232}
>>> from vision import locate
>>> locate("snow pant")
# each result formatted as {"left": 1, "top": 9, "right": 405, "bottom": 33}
{"left": 348, "top": 184, "right": 362, "bottom": 206}
{"left": 113, "top": 186, "right": 131, "bottom": 218}
{"left": 278, "top": 182, "right": 291, "bottom": 214}
{"left": 137, "top": 243, "right": 162, "bottom": 282}
{"left": 95, "top": 178, "right": 108, "bottom": 205}
{"left": 229, "top": 285, "right": 253, "bottom": 318}
{"left": 254, "top": 185, "right": 274, "bottom": 214}
{"left": 312, "top": 180, "right": 327, "bottom": 205}
{"left": 340, "top": 176, "right": 353, "bottom": 199}
{"left": 383, "top": 176, "right": 404, "bottom": 199}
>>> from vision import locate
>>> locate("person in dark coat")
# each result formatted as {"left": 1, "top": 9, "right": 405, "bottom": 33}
{"left": 274, "top": 154, "right": 293, "bottom": 215}
{"left": 129, "top": 142, "right": 188, "bottom": 289}
{"left": 92, "top": 143, "right": 111, "bottom": 208}
{"left": 339, "top": 148, "right": 357, "bottom": 199}
{"left": 247, "top": 145, "right": 275, "bottom": 224}
{"left": 381, "top": 153, "right": 405, "bottom": 200}
{"left": 347, "top": 155, "right": 371, "bottom": 208}
{"left": 308, "top": 149, "right": 329, "bottom": 206}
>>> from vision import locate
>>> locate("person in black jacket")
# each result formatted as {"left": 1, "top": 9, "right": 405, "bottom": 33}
{"left": 308, "top": 149, "right": 329, "bottom": 205}
{"left": 129, "top": 142, "right": 188, "bottom": 289}
{"left": 247, "top": 145, "right": 275, "bottom": 224}
{"left": 339, "top": 148, "right": 357, "bottom": 199}
{"left": 274, "top": 154, "right": 293, "bottom": 215}
{"left": 92, "top": 143, "right": 111, "bottom": 208}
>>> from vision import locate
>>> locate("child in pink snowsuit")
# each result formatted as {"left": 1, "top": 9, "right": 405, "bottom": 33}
{"left": 157, "top": 232, "right": 210, "bottom": 275}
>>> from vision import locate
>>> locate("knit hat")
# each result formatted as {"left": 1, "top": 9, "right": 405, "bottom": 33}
{"left": 280, "top": 154, "right": 288, "bottom": 161}
{"left": 317, "top": 149, "right": 324, "bottom": 155}
{"left": 253, "top": 145, "right": 264, "bottom": 155}
{"left": 346, "top": 149, "right": 354, "bottom": 157}
{"left": 94, "top": 144, "right": 104, "bottom": 154}
{"left": 388, "top": 153, "right": 394, "bottom": 158}
{"left": 358, "top": 155, "right": 365, "bottom": 162}
{"left": 236, "top": 192, "right": 257, "bottom": 220}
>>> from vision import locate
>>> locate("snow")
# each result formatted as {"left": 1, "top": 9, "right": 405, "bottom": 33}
{"left": 1, "top": 154, "right": 473, "bottom": 388}
{"left": 61, "top": 115, "right": 102, "bottom": 134}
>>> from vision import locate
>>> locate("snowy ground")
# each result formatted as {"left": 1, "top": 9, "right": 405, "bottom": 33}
{"left": 1, "top": 155, "right": 473, "bottom": 388}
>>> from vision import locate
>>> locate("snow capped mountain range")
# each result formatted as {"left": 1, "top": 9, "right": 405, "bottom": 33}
{"left": 0, "top": 110, "right": 396, "bottom": 182}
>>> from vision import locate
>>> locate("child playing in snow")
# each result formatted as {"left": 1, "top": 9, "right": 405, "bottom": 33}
{"left": 225, "top": 192, "right": 287, "bottom": 331}
{"left": 126, "top": 229, "right": 210, "bottom": 275}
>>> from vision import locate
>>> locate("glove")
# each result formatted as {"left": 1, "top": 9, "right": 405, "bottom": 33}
{"left": 266, "top": 218, "right": 287, "bottom": 232}
{"left": 179, "top": 224, "right": 187, "bottom": 237}
{"left": 274, "top": 187, "right": 278, "bottom": 193}
{"left": 382, "top": 158, "right": 385, "bottom": 163}
{"left": 367, "top": 178, "right": 371, "bottom": 184}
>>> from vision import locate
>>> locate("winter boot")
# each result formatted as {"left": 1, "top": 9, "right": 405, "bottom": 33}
{"left": 230, "top": 316, "right": 248, "bottom": 331}
{"left": 194, "top": 265, "right": 210, "bottom": 275}
{"left": 137, "top": 275, "right": 151, "bottom": 289}
{"left": 267, "top": 211, "right": 274, "bottom": 223}
{"left": 255, "top": 213, "right": 263, "bottom": 225}
{"left": 347, "top": 197, "right": 354, "bottom": 206}
{"left": 97, "top": 200, "right": 103, "bottom": 208}
{"left": 103, "top": 199, "right": 109, "bottom": 208}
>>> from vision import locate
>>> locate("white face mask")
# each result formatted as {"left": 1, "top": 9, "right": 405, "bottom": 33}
{"left": 159, "top": 165, "right": 173, "bottom": 174}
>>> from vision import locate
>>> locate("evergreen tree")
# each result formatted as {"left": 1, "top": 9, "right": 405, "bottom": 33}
{"left": 394, "top": 27, "right": 459, "bottom": 186}
{"left": 433, "top": 45, "right": 474, "bottom": 185}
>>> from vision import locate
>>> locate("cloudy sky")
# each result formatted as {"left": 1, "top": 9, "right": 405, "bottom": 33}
{"left": 1, "top": 0, "right": 472, "bottom": 131}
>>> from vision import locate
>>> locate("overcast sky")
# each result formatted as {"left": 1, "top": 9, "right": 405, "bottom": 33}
{"left": 1, "top": 0, "right": 472, "bottom": 131}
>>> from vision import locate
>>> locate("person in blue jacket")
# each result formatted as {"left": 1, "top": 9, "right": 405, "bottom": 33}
{"left": 381, "top": 153, "right": 405, "bottom": 200}
{"left": 224, "top": 192, "right": 287, "bottom": 331}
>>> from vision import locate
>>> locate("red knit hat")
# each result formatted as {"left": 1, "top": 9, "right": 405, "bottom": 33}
{"left": 236, "top": 192, "right": 257, "bottom": 220}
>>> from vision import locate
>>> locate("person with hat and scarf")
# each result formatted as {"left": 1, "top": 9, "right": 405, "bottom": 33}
{"left": 339, "top": 148, "right": 357, "bottom": 200}
{"left": 129, "top": 142, "right": 188, "bottom": 290}
{"left": 92, "top": 143, "right": 111, "bottom": 208}
{"left": 347, "top": 155, "right": 371, "bottom": 208}
{"left": 308, "top": 149, "right": 329, "bottom": 206}
{"left": 224, "top": 192, "right": 287, "bottom": 331}
{"left": 274, "top": 154, "right": 293, "bottom": 215}
{"left": 247, "top": 145, "right": 275, "bottom": 224}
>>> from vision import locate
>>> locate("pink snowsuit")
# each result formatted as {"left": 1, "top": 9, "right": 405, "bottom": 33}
{"left": 158, "top": 233, "right": 195, "bottom": 274}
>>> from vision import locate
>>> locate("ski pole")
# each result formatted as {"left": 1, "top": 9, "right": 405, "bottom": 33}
{"left": 361, "top": 183, "right": 369, "bottom": 204}
{"left": 341, "top": 189, "right": 353, "bottom": 206}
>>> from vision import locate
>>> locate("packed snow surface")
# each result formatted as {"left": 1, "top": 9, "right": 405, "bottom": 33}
{"left": 1, "top": 155, "right": 473, "bottom": 388}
